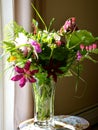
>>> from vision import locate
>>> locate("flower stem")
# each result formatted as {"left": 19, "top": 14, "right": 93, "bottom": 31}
{"left": 31, "top": 3, "right": 47, "bottom": 31}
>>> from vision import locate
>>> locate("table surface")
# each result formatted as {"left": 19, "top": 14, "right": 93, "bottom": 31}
{"left": 18, "top": 115, "right": 89, "bottom": 130}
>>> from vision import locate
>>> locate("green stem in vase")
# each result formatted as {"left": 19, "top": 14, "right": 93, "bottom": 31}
{"left": 33, "top": 79, "right": 55, "bottom": 122}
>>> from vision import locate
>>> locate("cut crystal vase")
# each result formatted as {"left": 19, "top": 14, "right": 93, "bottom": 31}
{"left": 32, "top": 78, "right": 55, "bottom": 129}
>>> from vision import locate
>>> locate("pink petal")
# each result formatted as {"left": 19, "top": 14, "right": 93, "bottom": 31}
{"left": 11, "top": 74, "right": 23, "bottom": 81}
{"left": 24, "top": 61, "right": 31, "bottom": 70}
{"left": 85, "top": 46, "right": 89, "bottom": 51}
{"left": 89, "top": 45, "right": 93, "bottom": 51}
{"left": 92, "top": 43, "right": 97, "bottom": 49}
{"left": 35, "top": 43, "right": 42, "bottom": 53}
{"left": 28, "top": 76, "right": 36, "bottom": 83}
{"left": 19, "top": 76, "right": 27, "bottom": 87}
{"left": 80, "top": 44, "right": 84, "bottom": 50}
{"left": 15, "top": 66, "right": 24, "bottom": 73}
{"left": 71, "top": 17, "right": 76, "bottom": 24}
{"left": 31, "top": 69, "right": 39, "bottom": 75}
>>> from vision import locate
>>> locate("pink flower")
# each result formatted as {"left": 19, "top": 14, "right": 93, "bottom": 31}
{"left": 55, "top": 40, "right": 62, "bottom": 47}
{"left": 92, "top": 43, "right": 97, "bottom": 50}
{"left": 30, "top": 40, "right": 42, "bottom": 53}
{"left": 63, "top": 20, "right": 71, "bottom": 31}
{"left": 76, "top": 51, "right": 82, "bottom": 61}
{"left": 89, "top": 45, "right": 93, "bottom": 51}
{"left": 85, "top": 46, "right": 89, "bottom": 51}
{"left": 80, "top": 44, "right": 85, "bottom": 50}
{"left": 71, "top": 17, "right": 76, "bottom": 25}
{"left": 11, "top": 61, "right": 38, "bottom": 87}
{"left": 61, "top": 17, "right": 78, "bottom": 33}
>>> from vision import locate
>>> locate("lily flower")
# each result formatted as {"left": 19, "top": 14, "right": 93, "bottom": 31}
{"left": 11, "top": 61, "right": 38, "bottom": 87}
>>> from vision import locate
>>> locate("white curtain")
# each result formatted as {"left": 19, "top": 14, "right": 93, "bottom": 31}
{"left": 14, "top": 0, "right": 34, "bottom": 129}
{"left": 0, "top": 0, "right": 14, "bottom": 130}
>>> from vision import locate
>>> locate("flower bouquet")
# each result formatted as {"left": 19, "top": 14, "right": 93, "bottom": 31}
{"left": 1, "top": 4, "right": 98, "bottom": 129}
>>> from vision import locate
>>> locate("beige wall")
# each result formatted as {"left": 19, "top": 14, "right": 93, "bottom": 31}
{"left": 37, "top": 0, "right": 98, "bottom": 115}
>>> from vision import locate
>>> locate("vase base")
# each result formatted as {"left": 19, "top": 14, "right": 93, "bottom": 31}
{"left": 34, "top": 121, "right": 55, "bottom": 130}
{"left": 34, "top": 125, "right": 55, "bottom": 130}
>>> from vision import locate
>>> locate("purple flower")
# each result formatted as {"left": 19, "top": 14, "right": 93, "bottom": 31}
{"left": 29, "top": 40, "right": 42, "bottom": 53}
{"left": 76, "top": 51, "right": 82, "bottom": 61}
{"left": 11, "top": 61, "right": 38, "bottom": 87}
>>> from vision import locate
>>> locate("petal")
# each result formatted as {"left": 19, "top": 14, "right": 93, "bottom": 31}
{"left": 31, "top": 69, "right": 39, "bottom": 75}
{"left": 35, "top": 44, "right": 42, "bottom": 53}
{"left": 19, "top": 76, "right": 27, "bottom": 87}
{"left": 24, "top": 61, "right": 31, "bottom": 70}
{"left": 15, "top": 66, "right": 24, "bottom": 73}
{"left": 28, "top": 76, "right": 36, "bottom": 83}
{"left": 30, "top": 41, "right": 42, "bottom": 53}
{"left": 11, "top": 74, "right": 23, "bottom": 81}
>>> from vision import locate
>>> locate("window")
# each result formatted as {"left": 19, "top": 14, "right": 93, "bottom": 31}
{"left": 0, "top": 0, "right": 14, "bottom": 130}
{"left": 0, "top": 1, "right": 4, "bottom": 130}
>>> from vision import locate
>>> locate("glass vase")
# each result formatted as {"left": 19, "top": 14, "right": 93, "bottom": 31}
{"left": 32, "top": 78, "right": 55, "bottom": 129}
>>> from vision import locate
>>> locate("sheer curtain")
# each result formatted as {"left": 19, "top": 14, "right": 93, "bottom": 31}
{"left": 14, "top": 0, "right": 34, "bottom": 129}
{"left": 0, "top": 0, "right": 14, "bottom": 130}
{"left": 0, "top": 1, "right": 3, "bottom": 129}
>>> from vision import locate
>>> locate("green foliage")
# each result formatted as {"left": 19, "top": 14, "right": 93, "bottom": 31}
{"left": 32, "top": 19, "right": 38, "bottom": 28}
{"left": 52, "top": 46, "right": 68, "bottom": 61}
{"left": 4, "top": 22, "right": 26, "bottom": 41}
{"left": 1, "top": 4, "right": 98, "bottom": 88}
{"left": 67, "top": 30, "right": 97, "bottom": 49}
{"left": 38, "top": 43, "right": 51, "bottom": 60}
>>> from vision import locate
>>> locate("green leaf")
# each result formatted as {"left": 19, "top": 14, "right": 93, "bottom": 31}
{"left": 91, "top": 48, "right": 98, "bottom": 54}
{"left": 35, "top": 72, "right": 49, "bottom": 85}
{"left": 39, "top": 44, "right": 51, "bottom": 60}
{"left": 67, "top": 30, "right": 97, "bottom": 49}
{"left": 4, "top": 22, "right": 14, "bottom": 41}
{"left": 52, "top": 47, "right": 68, "bottom": 61}
{"left": 32, "top": 19, "right": 38, "bottom": 27}
{"left": 3, "top": 41, "right": 15, "bottom": 52}
{"left": 4, "top": 22, "right": 26, "bottom": 41}
{"left": 3, "top": 41, "right": 15, "bottom": 47}
{"left": 60, "top": 69, "right": 73, "bottom": 77}
{"left": 48, "top": 18, "right": 55, "bottom": 31}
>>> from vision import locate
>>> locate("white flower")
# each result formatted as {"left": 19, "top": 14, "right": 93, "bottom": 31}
{"left": 54, "top": 33, "right": 61, "bottom": 41}
{"left": 15, "top": 33, "right": 28, "bottom": 51}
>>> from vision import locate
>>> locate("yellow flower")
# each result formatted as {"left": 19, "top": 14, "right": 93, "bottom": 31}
{"left": 9, "top": 56, "right": 16, "bottom": 62}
